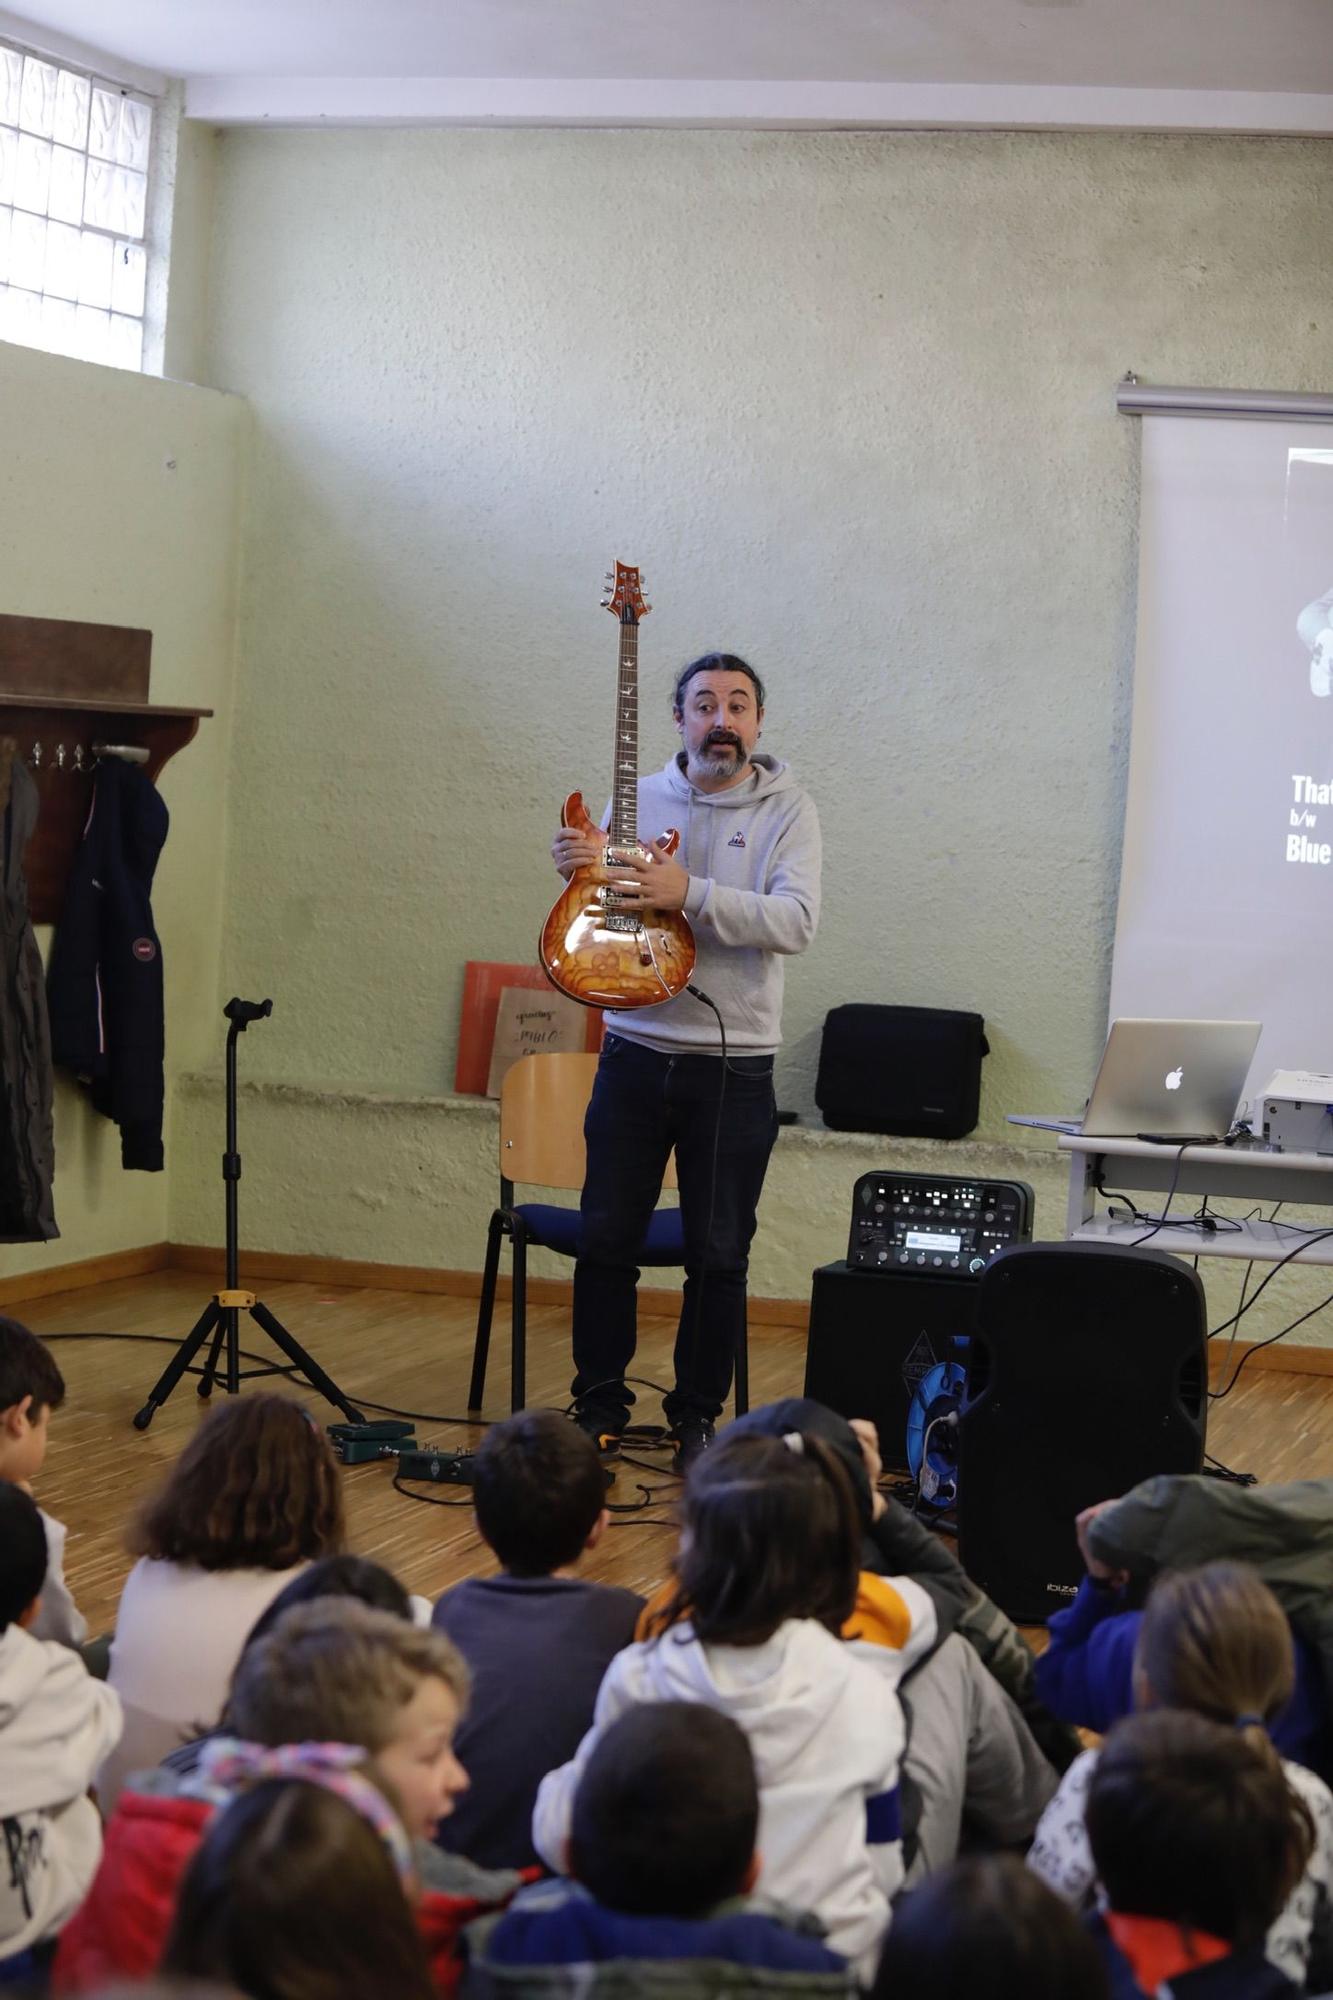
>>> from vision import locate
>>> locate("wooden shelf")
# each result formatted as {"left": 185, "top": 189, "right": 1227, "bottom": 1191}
{"left": 0, "top": 612, "right": 213, "bottom": 924}
{"left": 0, "top": 694, "right": 210, "bottom": 718}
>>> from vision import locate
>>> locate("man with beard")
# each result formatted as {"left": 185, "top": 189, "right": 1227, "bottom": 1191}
{"left": 550, "top": 653, "right": 821, "bottom": 1466}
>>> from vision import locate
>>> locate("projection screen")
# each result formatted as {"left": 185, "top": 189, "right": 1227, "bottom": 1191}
{"left": 1109, "top": 415, "right": 1333, "bottom": 1111}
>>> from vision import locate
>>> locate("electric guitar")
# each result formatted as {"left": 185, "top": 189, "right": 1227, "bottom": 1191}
{"left": 539, "top": 561, "right": 696, "bottom": 1009}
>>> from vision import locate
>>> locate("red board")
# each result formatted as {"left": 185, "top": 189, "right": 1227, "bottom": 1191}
{"left": 455, "top": 960, "right": 603, "bottom": 1095}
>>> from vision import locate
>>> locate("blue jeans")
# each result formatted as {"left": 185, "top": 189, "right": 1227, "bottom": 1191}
{"left": 572, "top": 1034, "right": 779, "bottom": 1424}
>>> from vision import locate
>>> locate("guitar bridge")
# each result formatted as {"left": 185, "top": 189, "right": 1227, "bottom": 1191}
{"left": 604, "top": 914, "right": 641, "bottom": 934}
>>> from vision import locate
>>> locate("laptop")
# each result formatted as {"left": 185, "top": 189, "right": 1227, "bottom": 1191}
{"left": 1009, "top": 1018, "right": 1262, "bottom": 1139}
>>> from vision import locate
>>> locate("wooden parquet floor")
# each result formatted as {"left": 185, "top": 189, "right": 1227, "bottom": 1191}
{"left": 16, "top": 1270, "right": 1333, "bottom": 1636}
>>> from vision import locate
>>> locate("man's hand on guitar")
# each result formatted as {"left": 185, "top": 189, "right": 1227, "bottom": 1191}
{"left": 614, "top": 837, "right": 690, "bottom": 912}
{"left": 552, "top": 824, "right": 608, "bottom": 880}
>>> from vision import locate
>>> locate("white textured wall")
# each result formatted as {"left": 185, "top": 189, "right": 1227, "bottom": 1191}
{"left": 170, "top": 127, "right": 1333, "bottom": 1325}
{"left": 0, "top": 339, "right": 245, "bottom": 1280}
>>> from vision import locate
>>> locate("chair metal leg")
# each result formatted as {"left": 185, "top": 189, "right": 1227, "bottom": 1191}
{"left": 510, "top": 1223, "right": 527, "bottom": 1412}
{"left": 734, "top": 1318, "right": 749, "bottom": 1418}
{"left": 469, "top": 1211, "right": 506, "bottom": 1411}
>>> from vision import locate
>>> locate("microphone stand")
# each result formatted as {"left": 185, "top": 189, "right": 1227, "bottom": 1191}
{"left": 133, "top": 997, "right": 365, "bottom": 1430}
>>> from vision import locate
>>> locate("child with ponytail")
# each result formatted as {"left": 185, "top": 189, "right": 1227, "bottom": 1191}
{"left": 533, "top": 1429, "right": 919, "bottom": 1977}
{"left": 1029, "top": 1562, "right": 1333, "bottom": 1989}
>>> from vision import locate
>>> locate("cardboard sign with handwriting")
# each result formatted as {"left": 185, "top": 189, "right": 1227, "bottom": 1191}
{"left": 486, "top": 986, "right": 589, "bottom": 1097}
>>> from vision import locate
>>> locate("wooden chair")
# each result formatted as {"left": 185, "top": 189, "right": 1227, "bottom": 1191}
{"left": 467, "top": 1052, "right": 748, "bottom": 1417}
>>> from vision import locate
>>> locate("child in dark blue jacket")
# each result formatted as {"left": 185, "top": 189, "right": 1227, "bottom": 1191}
{"left": 464, "top": 1702, "right": 855, "bottom": 2000}
{"left": 1035, "top": 1500, "right": 1328, "bottom": 1773}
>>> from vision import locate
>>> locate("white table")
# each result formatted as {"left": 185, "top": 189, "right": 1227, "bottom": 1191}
{"left": 1059, "top": 1135, "right": 1333, "bottom": 1266}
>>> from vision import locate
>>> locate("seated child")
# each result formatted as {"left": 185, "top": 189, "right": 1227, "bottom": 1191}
{"left": 54, "top": 1599, "right": 526, "bottom": 1996}
{"left": 1036, "top": 1489, "right": 1330, "bottom": 1773}
{"left": 466, "top": 1702, "right": 855, "bottom": 1999}
{"left": 871, "top": 1854, "right": 1110, "bottom": 2000}
{"left": 101, "top": 1394, "right": 348, "bottom": 1808}
{"left": 534, "top": 1429, "right": 907, "bottom": 1978}
{"left": 162, "top": 1767, "right": 437, "bottom": 2000}
{"left": 0, "top": 1315, "right": 88, "bottom": 1647}
{"left": 160, "top": 1553, "right": 415, "bottom": 1778}
{"left": 1029, "top": 1562, "right": 1333, "bottom": 1989}
{"left": 1085, "top": 1710, "right": 1315, "bottom": 2000}
{"left": 0, "top": 1484, "right": 122, "bottom": 1976}
{"left": 723, "top": 1398, "right": 1064, "bottom": 1868}
{"left": 433, "top": 1409, "right": 643, "bottom": 1869}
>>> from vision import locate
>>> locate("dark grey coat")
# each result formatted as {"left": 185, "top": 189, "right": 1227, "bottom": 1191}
{"left": 0, "top": 750, "right": 58, "bottom": 1241}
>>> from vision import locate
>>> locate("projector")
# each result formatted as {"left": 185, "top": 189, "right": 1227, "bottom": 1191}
{"left": 1260, "top": 1071, "right": 1333, "bottom": 1154}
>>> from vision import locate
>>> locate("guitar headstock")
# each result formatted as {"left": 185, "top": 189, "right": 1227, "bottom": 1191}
{"left": 600, "top": 560, "right": 651, "bottom": 624}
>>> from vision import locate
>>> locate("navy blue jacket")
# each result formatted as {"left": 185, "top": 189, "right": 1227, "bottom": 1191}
{"left": 47, "top": 758, "right": 167, "bottom": 1171}
{"left": 1036, "top": 1577, "right": 1331, "bottom": 1774}
{"left": 465, "top": 1877, "right": 854, "bottom": 2000}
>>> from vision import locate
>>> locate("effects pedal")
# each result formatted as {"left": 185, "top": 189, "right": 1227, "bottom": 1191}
{"left": 395, "top": 1447, "right": 476, "bottom": 1486}
{"left": 327, "top": 1419, "right": 415, "bottom": 1465}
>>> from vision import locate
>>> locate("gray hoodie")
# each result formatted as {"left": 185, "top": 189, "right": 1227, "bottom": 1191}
{"left": 0, "top": 1621, "right": 123, "bottom": 1958}
{"left": 603, "top": 753, "right": 820, "bottom": 1056}
{"left": 532, "top": 1617, "right": 905, "bottom": 1979}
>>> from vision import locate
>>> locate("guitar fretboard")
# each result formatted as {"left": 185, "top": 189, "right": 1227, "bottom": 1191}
{"left": 609, "top": 620, "right": 639, "bottom": 848}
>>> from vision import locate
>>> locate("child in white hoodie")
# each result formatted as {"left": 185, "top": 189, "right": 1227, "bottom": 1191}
{"left": 0, "top": 1481, "right": 122, "bottom": 1976}
{"left": 533, "top": 1429, "right": 914, "bottom": 1977}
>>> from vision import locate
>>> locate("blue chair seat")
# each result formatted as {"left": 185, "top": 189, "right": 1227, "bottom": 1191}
{"left": 514, "top": 1202, "right": 686, "bottom": 1265}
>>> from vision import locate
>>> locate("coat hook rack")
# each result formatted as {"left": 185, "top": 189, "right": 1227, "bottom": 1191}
{"left": 0, "top": 608, "right": 212, "bottom": 924}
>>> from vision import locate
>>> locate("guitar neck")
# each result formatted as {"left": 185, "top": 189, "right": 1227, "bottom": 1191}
{"left": 608, "top": 619, "right": 639, "bottom": 847}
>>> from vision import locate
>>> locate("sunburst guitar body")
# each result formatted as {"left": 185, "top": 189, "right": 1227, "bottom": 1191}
{"left": 539, "top": 561, "right": 697, "bottom": 1010}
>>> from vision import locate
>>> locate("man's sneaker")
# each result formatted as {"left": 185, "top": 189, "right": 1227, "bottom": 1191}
{"left": 670, "top": 1416, "right": 716, "bottom": 1472}
{"left": 571, "top": 1404, "right": 627, "bottom": 1457}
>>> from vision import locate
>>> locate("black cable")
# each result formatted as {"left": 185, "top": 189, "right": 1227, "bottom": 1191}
{"left": 605, "top": 1482, "right": 671, "bottom": 1515}
{"left": 342, "top": 1397, "right": 487, "bottom": 1428}
{"left": 1095, "top": 1172, "right": 1241, "bottom": 1240}
{"left": 677, "top": 982, "right": 728, "bottom": 1434}
{"left": 1204, "top": 1452, "right": 1257, "bottom": 1485}
{"left": 38, "top": 1332, "right": 496, "bottom": 1429}
{"left": 1211, "top": 1284, "right": 1333, "bottom": 1400}
{"left": 1208, "top": 1258, "right": 1256, "bottom": 1396}
{"left": 391, "top": 1474, "right": 474, "bottom": 1509}
{"left": 1128, "top": 1140, "right": 1229, "bottom": 1247}
{"left": 1206, "top": 1228, "right": 1333, "bottom": 1341}
{"left": 40, "top": 1329, "right": 302, "bottom": 1376}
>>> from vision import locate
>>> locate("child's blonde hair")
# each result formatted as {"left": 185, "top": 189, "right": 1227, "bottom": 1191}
{"left": 228, "top": 1599, "right": 469, "bottom": 1752}
{"left": 1135, "top": 1560, "right": 1294, "bottom": 1748}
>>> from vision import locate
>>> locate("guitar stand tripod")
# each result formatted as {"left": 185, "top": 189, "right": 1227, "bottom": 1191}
{"left": 133, "top": 997, "right": 366, "bottom": 1432}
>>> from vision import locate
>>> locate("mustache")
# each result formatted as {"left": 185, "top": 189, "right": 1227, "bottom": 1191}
{"left": 704, "top": 732, "right": 742, "bottom": 750}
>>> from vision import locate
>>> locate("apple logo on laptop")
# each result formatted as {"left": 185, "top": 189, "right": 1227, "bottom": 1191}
{"left": 1165, "top": 1067, "right": 1184, "bottom": 1091}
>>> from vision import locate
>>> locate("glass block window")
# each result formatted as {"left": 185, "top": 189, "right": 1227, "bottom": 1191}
{"left": 0, "top": 39, "right": 154, "bottom": 371}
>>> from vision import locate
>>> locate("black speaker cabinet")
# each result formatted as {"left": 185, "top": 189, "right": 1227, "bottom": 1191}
{"left": 956, "top": 1242, "right": 1207, "bottom": 1624}
{"left": 804, "top": 1262, "right": 982, "bottom": 1469}
{"left": 816, "top": 1005, "right": 990, "bottom": 1139}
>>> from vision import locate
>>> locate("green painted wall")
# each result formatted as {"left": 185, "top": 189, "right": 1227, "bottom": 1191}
{"left": 10, "top": 122, "right": 1333, "bottom": 1365}
{"left": 171, "top": 128, "right": 1333, "bottom": 1326}
{"left": 0, "top": 338, "right": 245, "bottom": 1282}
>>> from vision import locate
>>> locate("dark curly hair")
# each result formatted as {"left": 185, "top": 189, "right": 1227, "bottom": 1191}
{"left": 130, "top": 1394, "right": 346, "bottom": 1571}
